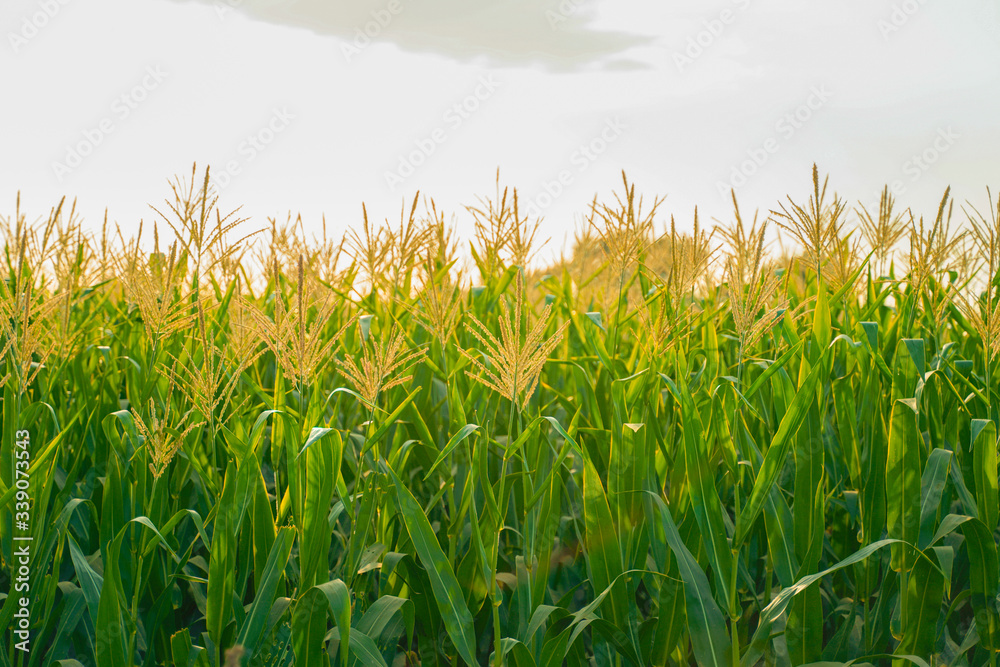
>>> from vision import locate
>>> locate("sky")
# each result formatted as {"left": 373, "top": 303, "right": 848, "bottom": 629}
{"left": 2, "top": 0, "right": 999, "bottom": 262}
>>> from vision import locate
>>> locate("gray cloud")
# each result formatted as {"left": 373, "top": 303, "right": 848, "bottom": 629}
{"left": 175, "top": 0, "right": 653, "bottom": 69}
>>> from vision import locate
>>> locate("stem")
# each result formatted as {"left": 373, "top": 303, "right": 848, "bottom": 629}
{"left": 764, "top": 552, "right": 773, "bottom": 620}
{"left": 859, "top": 487, "right": 871, "bottom": 653}
{"left": 491, "top": 390, "right": 518, "bottom": 667}
{"left": 730, "top": 466, "right": 742, "bottom": 667}
{"left": 370, "top": 390, "right": 384, "bottom": 545}
{"left": 987, "top": 284, "right": 995, "bottom": 424}
{"left": 736, "top": 340, "right": 746, "bottom": 393}
{"left": 863, "top": 587, "right": 871, "bottom": 653}
{"left": 611, "top": 265, "right": 626, "bottom": 364}
{"left": 898, "top": 565, "right": 908, "bottom": 648}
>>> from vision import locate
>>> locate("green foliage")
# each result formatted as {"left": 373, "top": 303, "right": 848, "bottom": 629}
{"left": 2, "top": 167, "right": 1000, "bottom": 667}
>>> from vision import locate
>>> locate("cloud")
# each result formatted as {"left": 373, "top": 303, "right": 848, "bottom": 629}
{"left": 174, "top": 0, "right": 653, "bottom": 69}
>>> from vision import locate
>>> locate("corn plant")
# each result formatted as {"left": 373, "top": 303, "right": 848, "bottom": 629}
{"left": 1, "top": 164, "right": 1000, "bottom": 667}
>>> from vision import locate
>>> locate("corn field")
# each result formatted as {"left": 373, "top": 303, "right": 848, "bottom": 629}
{"left": 2, "top": 164, "right": 1000, "bottom": 667}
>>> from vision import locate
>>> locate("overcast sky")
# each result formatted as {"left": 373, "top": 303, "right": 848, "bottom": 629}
{"left": 2, "top": 0, "right": 999, "bottom": 260}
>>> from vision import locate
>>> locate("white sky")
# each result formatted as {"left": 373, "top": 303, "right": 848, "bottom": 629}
{"left": 2, "top": 0, "right": 999, "bottom": 262}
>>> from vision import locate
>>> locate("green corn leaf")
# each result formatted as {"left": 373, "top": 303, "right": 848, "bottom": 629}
{"left": 743, "top": 539, "right": 900, "bottom": 667}
{"left": 317, "top": 579, "right": 353, "bottom": 667}
{"left": 356, "top": 595, "right": 415, "bottom": 653}
{"left": 292, "top": 587, "right": 330, "bottom": 667}
{"left": 960, "top": 518, "right": 1000, "bottom": 650}
{"left": 972, "top": 419, "right": 998, "bottom": 532}
{"left": 67, "top": 534, "right": 103, "bottom": 628}
{"left": 299, "top": 427, "right": 341, "bottom": 590}
{"left": 917, "top": 448, "right": 952, "bottom": 549}
{"left": 581, "top": 455, "right": 630, "bottom": 633}
{"left": 786, "top": 581, "right": 822, "bottom": 665}
{"left": 387, "top": 465, "right": 478, "bottom": 665}
{"left": 424, "top": 423, "right": 480, "bottom": 481}
{"left": 832, "top": 377, "right": 861, "bottom": 486}
{"left": 886, "top": 398, "right": 921, "bottom": 572}
{"left": 744, "top": 341, "right": 803, "bottom": 400}
{"left": 735, "top": 344, "right": 831, "bottom": 549}
{"left": 206, "top": 467, "right": 239, "bottom": 651}
{"left": 897, "top": 546, "right": 946, "bottom": 657}
{"left": 661, "top": 374, "right": 733, "bottom": 612}
{"left": 493, "top": 639, "right": 539, "bottom": 667}
{"left": 646, "top": 493, "right": 731, "bottom": 667}
{"left": 236, "top": 526, "right": 295, "bottom": 658}
{"left": 326, "top": 627, "right": 388, "bottom": 667}
{"left": 170, "top": 629, "right": 195, "bottom": 667}
{"left": 793, "top": 401, "right": 824, "bottom": 574}
{"left": 763, "top": 486, "right": 799, "bottom": 588}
